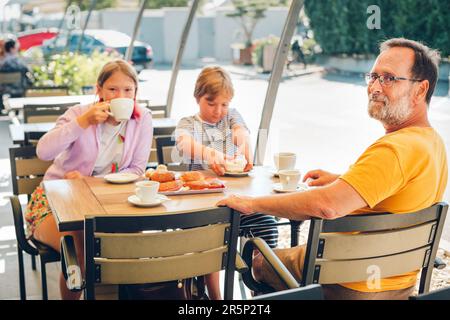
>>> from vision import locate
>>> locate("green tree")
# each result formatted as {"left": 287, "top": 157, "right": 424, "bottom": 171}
{"left": 66, "top": 0, "right": 117, "bottom": 10}
{"left": 304, "top": 0, "right": 450, "bottom": 56}
{"left": 226, "top": 0, "right": 274, "bottom": 48}
{"left": 145, "top": 0, "right": 189, "bottom": 9}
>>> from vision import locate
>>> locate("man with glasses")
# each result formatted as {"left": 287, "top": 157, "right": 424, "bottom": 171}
{"left": 218, "top": 38, "right": 448, "bottom": 299}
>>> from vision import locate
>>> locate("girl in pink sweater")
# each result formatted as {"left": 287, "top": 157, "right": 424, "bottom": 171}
{"left": 25, "top": 60, "right": 153, "bottom": 299}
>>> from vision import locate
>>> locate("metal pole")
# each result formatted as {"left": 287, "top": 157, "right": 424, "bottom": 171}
{"left": 50, "top": 0, "right": 73, "bottom": 56}
{"left": 1, "top": 4, "right": 6, "bottom": 33}
{"left": 76, "top": 0, "right": 97, "bottom": 53}
{"left": 165, "top": 0, "right": 200, "bottom": 118}
{"left": 125, "top": 0, "right": 148, "bottom": 62}
{"left": 254, "top": 0, "right": 304, "bottom": 166}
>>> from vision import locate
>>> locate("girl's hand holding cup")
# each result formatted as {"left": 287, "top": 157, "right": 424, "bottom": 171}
{"left": 77, "top": 101, "right": 111, "bottom": 129}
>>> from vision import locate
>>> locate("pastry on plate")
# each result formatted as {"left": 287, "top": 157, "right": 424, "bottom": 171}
{"left": 146, "top": 165, "right": 175, "bottom": 183}
{"left": 206, "top": 178, "right": 225, "bottom": 189}
{"left": 180, "top": 171, "right": 204, "bottom": 182}
{"left": 159, "top": 180, "right": 183, "bottom": 192}
{"left": 183, "top": 180, "right": 210, "bottom": 190}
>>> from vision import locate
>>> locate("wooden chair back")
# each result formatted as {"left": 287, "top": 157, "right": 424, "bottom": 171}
{"left": 302, "top": 204, "right": 448, "bottom": 294}
{"left": 83, "top": 207, "right": 240, "bottom": 300}
{"left": 23, "top": 102, "right": 76, "bottom": 123}
{"left": 9, "top": 146, "right": 52, "bottom": 196}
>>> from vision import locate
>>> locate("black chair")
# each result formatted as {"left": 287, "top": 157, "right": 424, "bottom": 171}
{"left": 9, "top": 146, "right": 60, "bottom": 300}
{"left": 253, "top": 284, "right": 324, "bottom": 300}
{"left": 410, "top": 286, "right": 450, "bottom": 300}
{"left": 23, "top": 102, "right": 77, "bottom": 123}
{"left": 24, "top": 131, "right": 46, "bottom": 146}
{"left": 154, "top": 135, "right": 187, "bottom": 171}
{"left": 0, "top": 71, "right": 25, "bottom": 110}
{"left": 242, "top": 203, "right": 448, "bottom": 297}
{"left": 61, "top": 207, "right": 240, "bottom": 300}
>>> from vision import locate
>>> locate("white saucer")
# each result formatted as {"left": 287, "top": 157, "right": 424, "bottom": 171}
{"left": 104, "top": 173, "right": 140, "bottom": 184}
{"left": 127, "top": 194, "right": 169, "bottom": 207}
{"left": 273, "top": 183, "right": 309, "bottom": 193}
{"left": 224, "top": 171, "right": 249, "bottom": 177}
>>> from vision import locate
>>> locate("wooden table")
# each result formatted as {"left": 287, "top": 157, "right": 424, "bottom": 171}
{"left": 43, "top": 166, "right": 279, "bottom": 232}
{"left": 9, "top": 118, "right": 178, "bottom": 145}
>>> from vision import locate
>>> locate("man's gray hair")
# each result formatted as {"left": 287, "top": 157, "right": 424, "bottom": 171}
{"left": 380, "top": 38, "right": 441, "bottom": 104}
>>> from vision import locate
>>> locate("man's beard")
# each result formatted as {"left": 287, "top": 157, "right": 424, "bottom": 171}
{"left": 368, "top": 93, "right": 412, "bottom": 126}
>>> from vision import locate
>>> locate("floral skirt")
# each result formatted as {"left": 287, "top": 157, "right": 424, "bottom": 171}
{"left": 25, "top": 186, "right": 52, "bottom": 238}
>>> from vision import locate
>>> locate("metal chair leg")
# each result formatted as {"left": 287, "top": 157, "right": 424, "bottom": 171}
{"left": 17, "top": 246, "right": 26, "bottom": 300}
{"left": 289, "top": 220, "right": 302, "bottom": 247}
{"left": 40, "top": 258, "right": 48, "bottom": 300}
{"left": 31, "top": 254, "right": 36, "bottom": 270}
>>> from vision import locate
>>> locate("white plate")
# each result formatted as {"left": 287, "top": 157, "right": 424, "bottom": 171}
{"left": 273, "top": 183, "right": 309, "bottom": 193}
{"left": 128, "top": 194, "right": 169, "bottom": 207}
{"left": 224, "top": 171, "right": 249, "bottom": 177}
{"left": 104, "top": 173, "right": 140, "bottom": 184}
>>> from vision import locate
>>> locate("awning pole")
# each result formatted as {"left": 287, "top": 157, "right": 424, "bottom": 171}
{"left": 254, "top": 0, "right": 304, "bottom": 166}
{"left": 76, "top": 0, "right": 97, "bottom": 53}
{"left": 125, "top": 0, "right": 148, "bottom": 62}
{"left": 165, "top": 0, "right": 200, "bottom": 118}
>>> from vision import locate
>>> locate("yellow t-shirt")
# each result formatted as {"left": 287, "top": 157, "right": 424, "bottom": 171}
{"left": 339, "top": 126, "right": 448, "bottom": 292}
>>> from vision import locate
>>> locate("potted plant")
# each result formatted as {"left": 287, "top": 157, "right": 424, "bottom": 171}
{"left": 31, "top": 50, "right": 119, "bottom": 95}
{"left": 227, "top": 0, "right": 271, "bottom": 65}
{"left": 252, "top": 35, "right": 279, "bottom": 72}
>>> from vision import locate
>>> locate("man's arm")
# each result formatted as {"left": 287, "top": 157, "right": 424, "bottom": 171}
{"left": 217, "top": 178, "right": 367, "bottom": 220}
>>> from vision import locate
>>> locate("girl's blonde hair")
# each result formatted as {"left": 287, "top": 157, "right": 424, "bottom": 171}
{"left": 194, "top": 66, "right": 234, "bottom": 101}
{"left": 97, "top": 59, "right": 139, "bottom": 96}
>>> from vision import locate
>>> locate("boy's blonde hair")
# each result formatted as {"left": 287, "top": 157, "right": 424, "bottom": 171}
{"left": 194, "top": 66, "right": 234, "bottom": 101}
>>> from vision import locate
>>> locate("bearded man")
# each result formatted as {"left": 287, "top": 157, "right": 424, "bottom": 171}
{"left": 217, "top": 38, "right": 448, "bottom": 300}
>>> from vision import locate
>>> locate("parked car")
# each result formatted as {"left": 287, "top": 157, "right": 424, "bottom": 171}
{"left": 17, "top": 28, "right": 58, "bottom": 51}
{"left": 41, "top": 29, "right": 153, "bottom": 69}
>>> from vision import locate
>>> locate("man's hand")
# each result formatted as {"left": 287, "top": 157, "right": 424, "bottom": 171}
{"left": 303, "top": 169, "right": 340, "bottom": 187}
{"left": 64, "top": 171, "right": 83, "bottom": 179}
{"left": 216, "top": 194, "right": 256, "bottom": 215}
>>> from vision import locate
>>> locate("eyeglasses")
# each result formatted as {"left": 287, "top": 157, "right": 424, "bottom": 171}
{"left": 365, "top": 73, "right": 423, "bottom": 87}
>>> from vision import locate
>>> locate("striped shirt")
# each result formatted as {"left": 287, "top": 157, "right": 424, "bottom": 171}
{"left": 175, "top": 108, "right": 278, "bottom": 248}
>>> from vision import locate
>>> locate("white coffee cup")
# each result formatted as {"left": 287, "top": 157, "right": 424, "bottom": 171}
{"left": 135, "top": 180, "right": 159, "bottom": 203}
{"left": 274, "top": 152, "right": 296, "bottom": 172}
{"left": 225, "top": 156, "right": 247, "bottom": 173}
{"left": 278, "top": 169, "right": 301, "bottom": 191}
{"left": 109, "top": 98, "right": 134, "bottom": 121}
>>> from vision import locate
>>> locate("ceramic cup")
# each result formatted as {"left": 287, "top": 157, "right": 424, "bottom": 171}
{"left": 135, "top": 180, "right": 160, "bottom": 203}
{"left": 109, "top": 98, "right": 134, "bottom": 121}
{"left": 278, "top": 169, "right": 301, "bottom": 191}
{"left": 274, "top": 152, "right": 296, "bottom": 172}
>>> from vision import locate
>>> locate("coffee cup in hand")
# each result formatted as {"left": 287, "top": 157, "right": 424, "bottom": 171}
{"left": 135, "top": 180, "right": 159, "bottom": 203}
{"left": 109, "top": 98, "right": 134, "bottom": 121}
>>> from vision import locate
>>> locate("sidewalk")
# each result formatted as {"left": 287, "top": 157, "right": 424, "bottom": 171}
{"left": 223, "top": 63, "right": 325, "bottom": 81}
